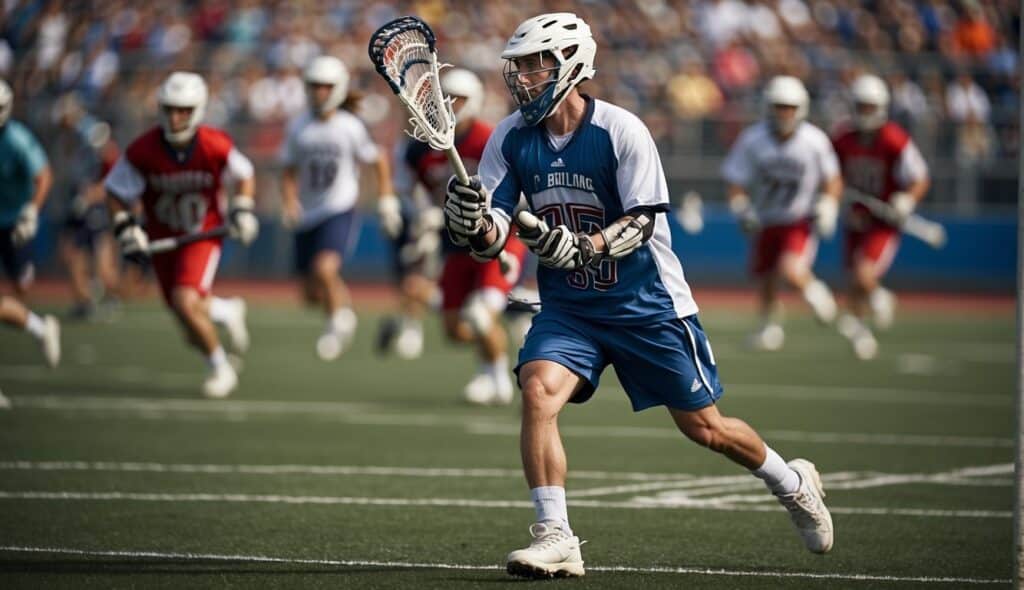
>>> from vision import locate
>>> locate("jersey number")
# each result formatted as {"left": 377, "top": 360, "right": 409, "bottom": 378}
{"left": 308, "top": 158, "right": 339, "bottom": 192}
{"left": 535, "top": 203, "right": 618, "bottom": 292}
{"left": 154, "top": 192, "right": 207, "bottom": 232}
{"left": 760, "top": 177, "right": 800, "bottom": 210}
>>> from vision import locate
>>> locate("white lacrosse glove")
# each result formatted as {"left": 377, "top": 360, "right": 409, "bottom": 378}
{"left": 728, "top": 194, "right": 760, "bottom": 235}
{"left": 890, "top": 192, "right": 916, "bottom": 225}
{"left": 814, "top": 196, "right": 839, "bottom": 239}
{"left": 377, "top": 193, "right": 403, "bottom": 239}
{"left": 113, "top": 210, "right": 150, "bottom": 262}
{"left": 444, "top": 175, "right": 488, "bottom": 244}
{"left": 11, "top": 202, "right": 38, "bottom": 247}
{"left": 228, "top": 195, "right": 259, "bottom": 246}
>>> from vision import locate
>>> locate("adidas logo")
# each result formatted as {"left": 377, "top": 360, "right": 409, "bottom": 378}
{"left": 690, "top": 378, "right": 703, "bottom": 393}
{"left": 551, "top": 157, "right": 565, "bottom": 168}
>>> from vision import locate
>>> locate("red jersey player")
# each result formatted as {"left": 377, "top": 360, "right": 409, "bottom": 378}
{"left": 382, "top": 68, "right": 526, "bottom": 405}
{"left": 105, "top": 72, "right": 259, "bottom": 398}
{"left": 832, "top": 74, "right": 930, "bottom": 360}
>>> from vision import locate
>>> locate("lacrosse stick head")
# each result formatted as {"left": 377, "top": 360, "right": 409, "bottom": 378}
{"left": 368, "top": 16, "right": 456, "bottom": 151}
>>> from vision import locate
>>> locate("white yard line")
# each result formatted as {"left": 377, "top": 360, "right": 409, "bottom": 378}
{"left": 0, "top": 545, "right": 1008, "bottom": 585}
{"left": 0, "top": 490, "right": 1009, "bottom": 519}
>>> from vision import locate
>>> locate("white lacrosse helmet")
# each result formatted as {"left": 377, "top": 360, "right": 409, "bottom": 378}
{"left": 850, "top": 74, "right": 890, "bottom": 132}
{"left": 501, "top": 12, "right": 597, "bottom": 126}
{"left": 0, "top": 79, "right": 12, "bottom": 127}
{"left": 157, "top": 72, "right": 208, "bottom": 144}
{"left": 304, "top": 55, "right": 349, "bottom": 116}
{"left": 764, "top": 76, "right": 808, "bottom": 136}
{"left": 441, "top": 68, "right": 484, "bottom": 124}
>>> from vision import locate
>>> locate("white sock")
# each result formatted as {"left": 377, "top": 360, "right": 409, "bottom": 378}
{"left": 208, "top": 296, "right": 234, "bottom": 325}
{"left": 485, "top": 356, "right": 509, "bottom": 380}
{"left": 207, "top": 346, "right": 228, "bottom": 369}
{"left": 400, "top": 315, "right": 422, "bottom": 334}
{"left": 25, "top": 312, "right": 46, "bottom": 339}
{"left": 530, "top": 486, "right": 571, "bottom": 532}
{"left": 330, "top": 307, "right": 357, "bottom": 335}
{"left": 751, "top": 445, "right": 800, "bottom": 495}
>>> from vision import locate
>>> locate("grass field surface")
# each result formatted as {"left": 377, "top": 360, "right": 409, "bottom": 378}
{"left": 0, "top": 297, "right": 1014, "bottom": 588}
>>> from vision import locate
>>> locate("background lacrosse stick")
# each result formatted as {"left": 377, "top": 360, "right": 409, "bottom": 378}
{"left": 847, "top": 190, "right": 947, "bottom": 249}
{"left": 368, "top": 16, "right": 469, "bottom": 184}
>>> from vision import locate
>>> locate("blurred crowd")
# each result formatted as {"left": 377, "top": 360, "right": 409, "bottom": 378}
{"left": 1, "top": 0, "right": 1019, "bottom": 210}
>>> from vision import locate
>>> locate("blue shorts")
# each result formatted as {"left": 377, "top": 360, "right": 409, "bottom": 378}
{"left": 516, "top": 308, "right": 724, "bottom": 412}
{"left": 294, "top": 211, "right": 360, "bottom": 275}
{"left": 0, "top": 224, "right": 33, "bottom": 287}
{"left": 63, "top": 203, "right": 111, "bottom": 251}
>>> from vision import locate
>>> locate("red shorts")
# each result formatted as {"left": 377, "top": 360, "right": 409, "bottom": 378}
{"left": 439, "top": 236, "right": 527, "bottom": 311}
{"left": 150, "top": 238, "right": 222, "bottom": 304}
{"left": 845, "top": 225, "right": 900, "bottom": 278}
{"left": 751, "top": 219, "right": 817, "bottom": 276}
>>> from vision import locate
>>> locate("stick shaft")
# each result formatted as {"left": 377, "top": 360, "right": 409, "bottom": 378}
{"left": 147, "top": 226, "right": 229, "bottom": 255}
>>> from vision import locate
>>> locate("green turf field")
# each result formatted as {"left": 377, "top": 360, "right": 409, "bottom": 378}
{"left": 0, "top": 301, "right": 1015, "bottom": 589}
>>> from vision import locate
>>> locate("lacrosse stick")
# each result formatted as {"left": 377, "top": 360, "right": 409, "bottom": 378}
{"left": 146, "top": 226, "right": 229, "bottom": 255}
{"left": 368, "top": 16, "right": 468, "bottom": 183}
{"left": 847, "top": 190, "right": 947, "bottom": 249}
{"left": 369, "top": 16, "right": 516, "bottom": 269}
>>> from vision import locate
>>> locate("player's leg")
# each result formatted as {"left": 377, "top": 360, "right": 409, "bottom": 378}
{"left": 391, "top": 272, "right": 433, "bottom": 359}
{"left": 506, "top": 311, "right": 603, "bottom": 579}
{"left": 776, "top": 223, "right": 836, "bottom": 324}
{"left": 310, "top": 249, "right": 356, "bottom": 360}
{"left": 154, "top": 241, "right": 236, "bottom": 398}
{"left": 208, "top": 295, "right": 249, "bottom": 354}
{"left": 837, "top": 228, "right": 895, "bottom": 360}
{"left": 59, "top": 228, "right": 95, "bottom": 319}
{"left": 608, "top": 315, "right": 832, "bottom": 554}
{"left": 747, "top": 227, "right": 785, "bottom": 350}
{"left": 1, "top": 225, "right": 34, "bottom": 301}
{"left": 460, "top": 287, "right": 513, "bottom": 405}
{"left": 0, "top": 294, "right": 60, "bottom": 368}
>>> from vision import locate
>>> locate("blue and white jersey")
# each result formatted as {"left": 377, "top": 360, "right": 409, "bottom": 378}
{"left": 480, "top": 97, "right": 697, "bottom": 324}
{"left": 0, "top": 120, "right": 48, "bottom": 226}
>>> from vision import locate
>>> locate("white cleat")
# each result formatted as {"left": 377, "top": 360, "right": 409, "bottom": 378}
{"left": 775, "top": 459, "right": 834, "bottom": 554}
{"left": 222, "top": 297, "right": 250, "bottom": 354}
{"left": 852, "top": 332, "right": 878, "bottom": 361}
{"left": 747, "top": 324, "right": 785, "bottom": 351}
{"left": 316, "top": 332, "right": 343, "bottom": 361}
{"left": 506, "top": 522, "right": 585, "bottom": 579}
{"left": 393, "top": 325, "right": 424, "bottom": 360}
{"left": 493, "top": 372, "right": 515, "bottom": 406}
{"left": 462, "top": 373, "right": 496, "bottom": 406}
{"left": 40, "top": 315, "right": 61, "bottom": 368}
{"left": 0, "top": 388, "right": 10, "bottom": 410}
{"left": 202, "top": 363, "right": 238, "bottom": 399}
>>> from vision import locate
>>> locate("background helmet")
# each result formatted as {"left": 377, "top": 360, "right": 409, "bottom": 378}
{"left": 500, "top": 13, "right": 596, "bottom": 126}
{"left": 441, "top": 68, "right": 484, "bottom": 124}
{"left": 157, "top": 72, "right": 208, "bottom": 144}
{"left": 304, "top": 55, "right": 349, "bottom": 116}
{"left": 850, "top": 74, "right": 890, "bottom": 132}
{"left": 763, "top": 75, "right": 809, "bottom": 136}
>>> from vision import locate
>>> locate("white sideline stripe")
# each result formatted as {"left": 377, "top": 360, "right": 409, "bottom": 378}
{"left": 0, "top": 461, "right": 697, "bottom": 482}
{"left": 11, "top": 395, "right": 1011, "bottom": 448}
{"left": 0, "top": 490, "right": 1009, "bottom": 519}
{"left": 0, "top": 545, "right": 1008, "bottom": 585}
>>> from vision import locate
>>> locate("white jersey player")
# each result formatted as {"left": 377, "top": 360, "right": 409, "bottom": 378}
{"left": 280, "top": 55, "right": 394, "bottom": 360}
{"left": 722, "top": 76, "right": 843, "bottom": 351}
{"left": 442, "top": 13, "right": 834, "bottom": 579}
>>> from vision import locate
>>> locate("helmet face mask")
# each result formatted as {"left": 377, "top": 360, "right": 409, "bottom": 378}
{"left": 500, "top": 13, "right": 596, "bottom": 126}
{"left": 304, "top": 56, "right": 349, "bottom": 116}
{"left": 157, "top": 72, "right": 208, "bottom": 145}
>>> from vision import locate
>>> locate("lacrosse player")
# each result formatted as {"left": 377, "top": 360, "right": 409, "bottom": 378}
{"left": 832, "top": 74, "right": 930, "bottom": 360}
{"left": 280, "top": 55, "right": 394, "bottom": 361}
{"left": 442, "top": 13, "right": 833, "bottom": 578}
{"left": 0, "top": 79, "right": 60, "bottom": 367}
{"left": 722, "top": 76, "right": 843, "bottom": 351}
{"left": 105, "top": 72, "right": 256, "bottom": 398}
{"left": 383, "top": 68, "right": 527, "bottom": 404}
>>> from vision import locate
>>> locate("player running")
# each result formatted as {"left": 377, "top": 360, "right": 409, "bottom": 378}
{"left": 280, "top": 55, "right": 394, "bottom": 361}
{"left": 832, "top": 74, "right": 930, "bottom": 360}
{"left": 722, "top": 76, "right": 842, "bottom": 351}
{"left": 384, "top": 67, "right": 526, "bottom": 404}
{"left": 0, "top": 78, "right": 60, "bottom": 368}
{"left": 105, "top": 72, "right": 256, "bottom": 398}
{"left": 443, "top": 13, "right": 834, "bottom": 579}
